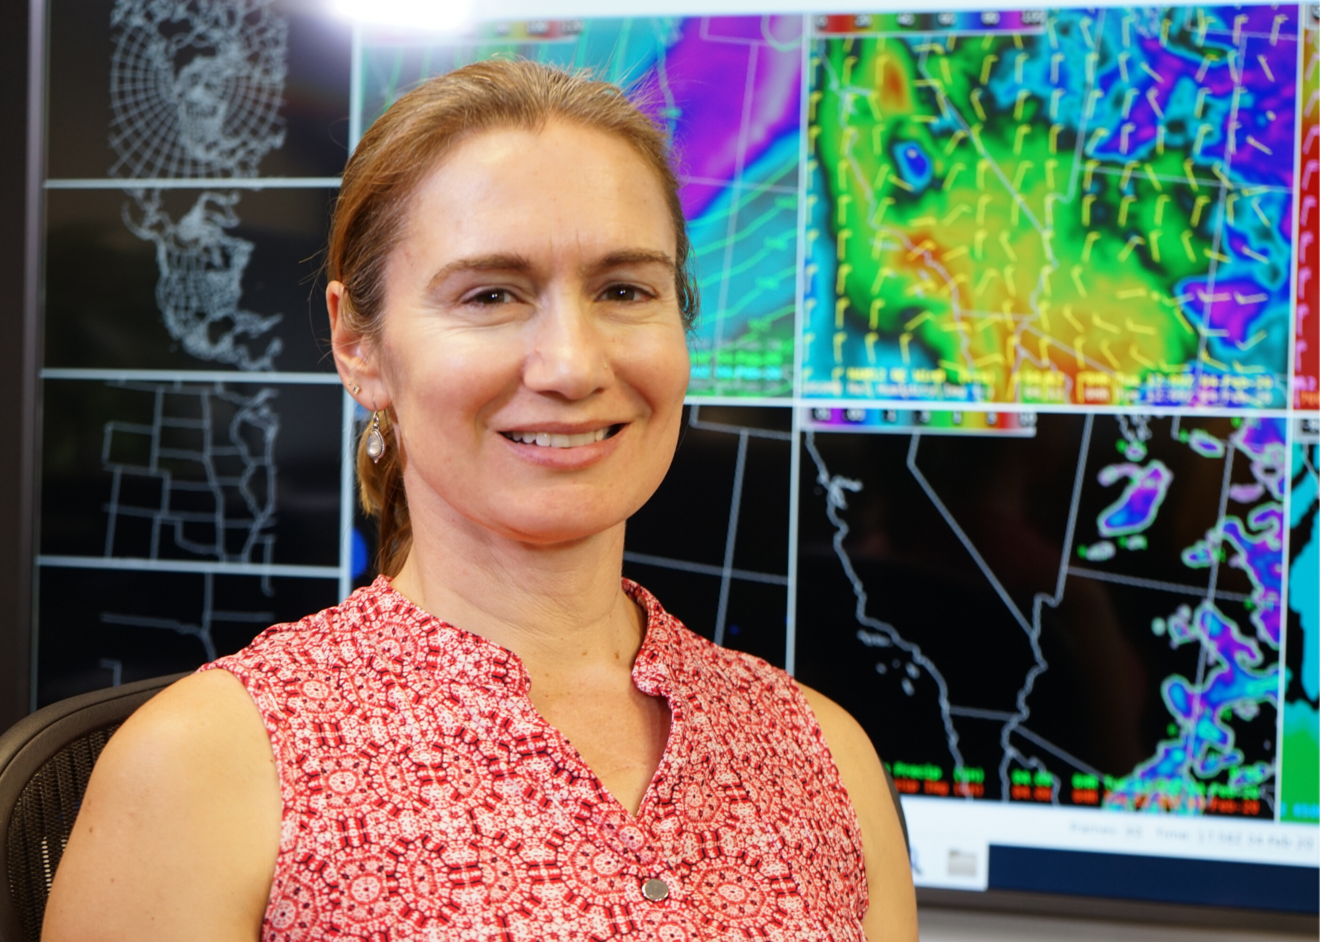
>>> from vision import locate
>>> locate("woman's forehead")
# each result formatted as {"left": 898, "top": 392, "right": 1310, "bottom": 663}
{"left": 398, "top": 121, "right": 677, "bottom": 264}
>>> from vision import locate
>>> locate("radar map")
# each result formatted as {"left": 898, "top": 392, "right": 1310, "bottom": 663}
{"left": 1296, "top": 6, "right": 1318, "bottom": 409}
{"left": 804, "top": 6, "right": 1300, "bottom": 408}
{"left": 796, "top": 411, "right": 1318, "bottom": 822}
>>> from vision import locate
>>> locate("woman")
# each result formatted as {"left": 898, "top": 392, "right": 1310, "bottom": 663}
{"left": 44, "top": 61, "right": 917, "bottom": 941}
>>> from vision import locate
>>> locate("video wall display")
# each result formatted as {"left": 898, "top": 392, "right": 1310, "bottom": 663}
{"left": 36, "top": 0, "right": 1318, "bottom": 914}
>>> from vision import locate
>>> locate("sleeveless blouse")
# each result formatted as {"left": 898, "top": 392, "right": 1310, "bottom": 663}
{"left": 204, "top": 577, "right": 868, "bottom": 940}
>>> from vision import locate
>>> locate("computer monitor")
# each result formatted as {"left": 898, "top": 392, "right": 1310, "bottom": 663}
{"left": 33, "top": 0, "right": 1319, "bottom": 926}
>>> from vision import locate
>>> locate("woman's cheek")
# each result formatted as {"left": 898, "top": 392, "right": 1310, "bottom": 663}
{"left": 624, "top": 322, "right": 688, "bottom": 383}
{"left": 657, "top": 333, "right": 693, "bottom": 404}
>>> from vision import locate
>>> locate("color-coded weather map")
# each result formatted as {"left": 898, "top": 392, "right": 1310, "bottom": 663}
{"left": 1297, "top": 6, "right": 1319, "bottom": 409}
{"left": 797, "top": 411, "right": 1319, "bottom": 823}
{"left": 805, "top": 6, "right": 1301, "bottom": 407}
{"left": 1100, "top": 417, "right": 1291, "bottom": 816}
{"left": 355, "top": 17, "right": 804, "bottom": 398}
{"left": 348, "top": 9, "right": 1320, "bottom": 831}
{"left": 1283, "top": 425, "right": 1319, "bottom": 823}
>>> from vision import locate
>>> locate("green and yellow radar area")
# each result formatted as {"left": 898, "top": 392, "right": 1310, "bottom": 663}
{"left": 804, "top": 7, "right": 1299, "bottom": 409}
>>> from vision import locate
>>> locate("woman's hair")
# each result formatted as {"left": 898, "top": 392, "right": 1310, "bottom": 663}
{"left": 328, "top": 58, "right": 698, "bottom": 579}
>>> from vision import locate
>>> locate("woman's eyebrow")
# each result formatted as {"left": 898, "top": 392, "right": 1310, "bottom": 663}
{"left": 426, "top": 252, "right": 533, "bottom": 290}
{"left": 585, "top": 249, "right": 677, "bottom": 277}
{"left": 425, "top": 250, "right": 675, "bottom": 290}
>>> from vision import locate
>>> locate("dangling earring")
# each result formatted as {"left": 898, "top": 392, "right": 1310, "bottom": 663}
{"left": 366, "top": 411, "right": 386, "bottom": 464}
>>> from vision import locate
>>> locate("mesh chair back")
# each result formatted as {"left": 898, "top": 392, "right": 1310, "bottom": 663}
{"left": 0, "top": 674, "right": 188, "bottom": 942}
{"left": 7, "top": 727, "right": 115, "bottom": 942}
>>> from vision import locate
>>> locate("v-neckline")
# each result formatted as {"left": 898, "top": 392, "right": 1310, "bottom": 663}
{"left": 374, "top": 575, "right": 685, "bottom": 828}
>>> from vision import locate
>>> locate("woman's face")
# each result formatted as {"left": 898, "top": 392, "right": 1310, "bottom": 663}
{"left": 338, "top": 120, "right": 690, "bottom": 546}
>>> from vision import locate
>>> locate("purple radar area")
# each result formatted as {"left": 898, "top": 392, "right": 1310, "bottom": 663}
{"left": 1221, "top": 506, "right": 1285, "bottom": 648}
{"left": 1096, "top": 460, "right": 1174, "bottom": 537}
{"left": 633, "top": 16, "right": 802, "bottom": 221}
{"left": 1106, "top": 603, "right": 1279, "bottom": 812}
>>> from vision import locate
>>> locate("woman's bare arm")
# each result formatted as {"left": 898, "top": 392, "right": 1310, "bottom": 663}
{"left": 42, "top": 669, "right": 281, "bottom": 942}
{"left": 797, "top": 683, "right": 919, "bottom": 942}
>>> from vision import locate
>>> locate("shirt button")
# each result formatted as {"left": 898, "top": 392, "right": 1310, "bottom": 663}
{"left": 641, "top": 877, "right": 670, "bottom": 902}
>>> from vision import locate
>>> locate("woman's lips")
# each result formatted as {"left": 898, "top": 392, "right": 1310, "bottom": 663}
{"left": 498, "top": 424, "right": 622, "bottom": 449}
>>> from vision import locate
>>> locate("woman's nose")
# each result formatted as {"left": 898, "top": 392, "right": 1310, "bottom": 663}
{"left": 522, "top": 293, "right": 612, "bottom": 400}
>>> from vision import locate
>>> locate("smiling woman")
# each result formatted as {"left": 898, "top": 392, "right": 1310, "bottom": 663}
{"left": 41, "top": 61, "right": 916, "bottom": 942}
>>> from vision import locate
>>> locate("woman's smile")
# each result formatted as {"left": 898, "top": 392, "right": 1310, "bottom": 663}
{"left": 498, "top": 424, "right": 623, "bottom": 448}
{"left": 494, "top": 420, "right": 628, "bottom": 471}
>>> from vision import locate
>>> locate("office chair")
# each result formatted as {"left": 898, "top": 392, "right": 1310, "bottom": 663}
{"left": 0, "top": 673, "right": 189, "bottom": 942}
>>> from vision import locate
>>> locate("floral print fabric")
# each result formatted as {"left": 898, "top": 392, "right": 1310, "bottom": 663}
{"left": 205, "top": 576, "right": 868, "bottom": 940}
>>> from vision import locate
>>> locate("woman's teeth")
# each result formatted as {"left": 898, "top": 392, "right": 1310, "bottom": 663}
{"left": 505, "top": 428, "right": 612, "bottom": 448}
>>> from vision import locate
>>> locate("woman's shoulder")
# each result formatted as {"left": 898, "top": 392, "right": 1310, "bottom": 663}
{"left": 209, "top": 577, "right": 401, "bottom": 679}
{"left": 92, "top": 669, "right": 280, "bottom": 787}
{"left": 793, "top": 681, "right": 920, "bottom": 940}
{"left": 42, "top": 669, "right": 281, "bottom": 941}
{"left": 678, "top": 628, "right": 800, "bottom": 698}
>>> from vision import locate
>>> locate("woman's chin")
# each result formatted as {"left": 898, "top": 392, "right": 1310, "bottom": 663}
{"left": 510, "top": 527, "right": 620, "bottom": 549}
{"left": 481, "top": 509, "right": 628, "bottom": 548}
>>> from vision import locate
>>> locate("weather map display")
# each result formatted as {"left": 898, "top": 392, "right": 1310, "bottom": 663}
{"left": 1283, "top": 427, "right": 1319, "bottom": 825}
{"left": 805, "top": 6, "right": 1300, "bottom": 408}
{"left": 31, "top": 0, "right": 1319, "bottom": 922}
{"left": 1298, "top": 7, "right": 1319, "bottom": 409}
{"left": 355, "top": 17, "right": 804, "bottom": 398}
{"left": 797, "top": 413, "right": 1312, "bottom": 817}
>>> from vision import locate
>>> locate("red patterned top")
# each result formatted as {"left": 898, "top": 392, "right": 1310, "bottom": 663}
{"left": 204, "top": 576, "right": 868, "bottom": 940}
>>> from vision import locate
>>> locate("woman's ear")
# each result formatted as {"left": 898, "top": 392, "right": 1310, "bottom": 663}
{"left": 328, "top": 280, "right": 390, "bottom": 410}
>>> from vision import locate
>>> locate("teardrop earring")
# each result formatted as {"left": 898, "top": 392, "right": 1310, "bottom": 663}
{"left": 366, "top": 411, "right": 386, "bottom": 464}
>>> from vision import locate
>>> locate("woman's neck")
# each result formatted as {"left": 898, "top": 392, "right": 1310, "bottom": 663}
{"left": 387, "top": 506, "right": 644, "bottom": 678}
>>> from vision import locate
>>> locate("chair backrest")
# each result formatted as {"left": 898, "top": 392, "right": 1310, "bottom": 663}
{"left": 0, "top": 674, "right": 188, "bottom": 942}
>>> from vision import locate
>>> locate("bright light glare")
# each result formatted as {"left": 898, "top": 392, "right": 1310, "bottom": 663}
{"left": 332, "top": 0, "right": 474, "bottom": 31}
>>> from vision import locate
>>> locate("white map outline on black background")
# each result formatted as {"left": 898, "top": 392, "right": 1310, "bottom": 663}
{"left": 57, "top": 0, "right": 299, "bottom": 671}
{"left": 801, "top": 411, "right": 1293, "bottom": 818}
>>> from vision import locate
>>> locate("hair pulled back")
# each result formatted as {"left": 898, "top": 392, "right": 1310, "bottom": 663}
{"left": 329, "top": 58, "right": 698, "bottom": 579}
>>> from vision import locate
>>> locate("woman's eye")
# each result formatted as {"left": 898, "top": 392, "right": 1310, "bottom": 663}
{"left": 600, "top": 284, "right": 645, "bottom": 302}
{"left": 466, "top": 288, "right": 514, "bottom": 305}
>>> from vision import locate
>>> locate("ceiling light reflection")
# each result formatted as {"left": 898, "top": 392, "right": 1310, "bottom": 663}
{"left": 331, "top": 0, "right": 475, "bottom": 32}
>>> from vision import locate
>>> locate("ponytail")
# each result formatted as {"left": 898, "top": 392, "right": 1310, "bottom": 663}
{"left": 355, "top": 408, "right": 410, "bottom": 577}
